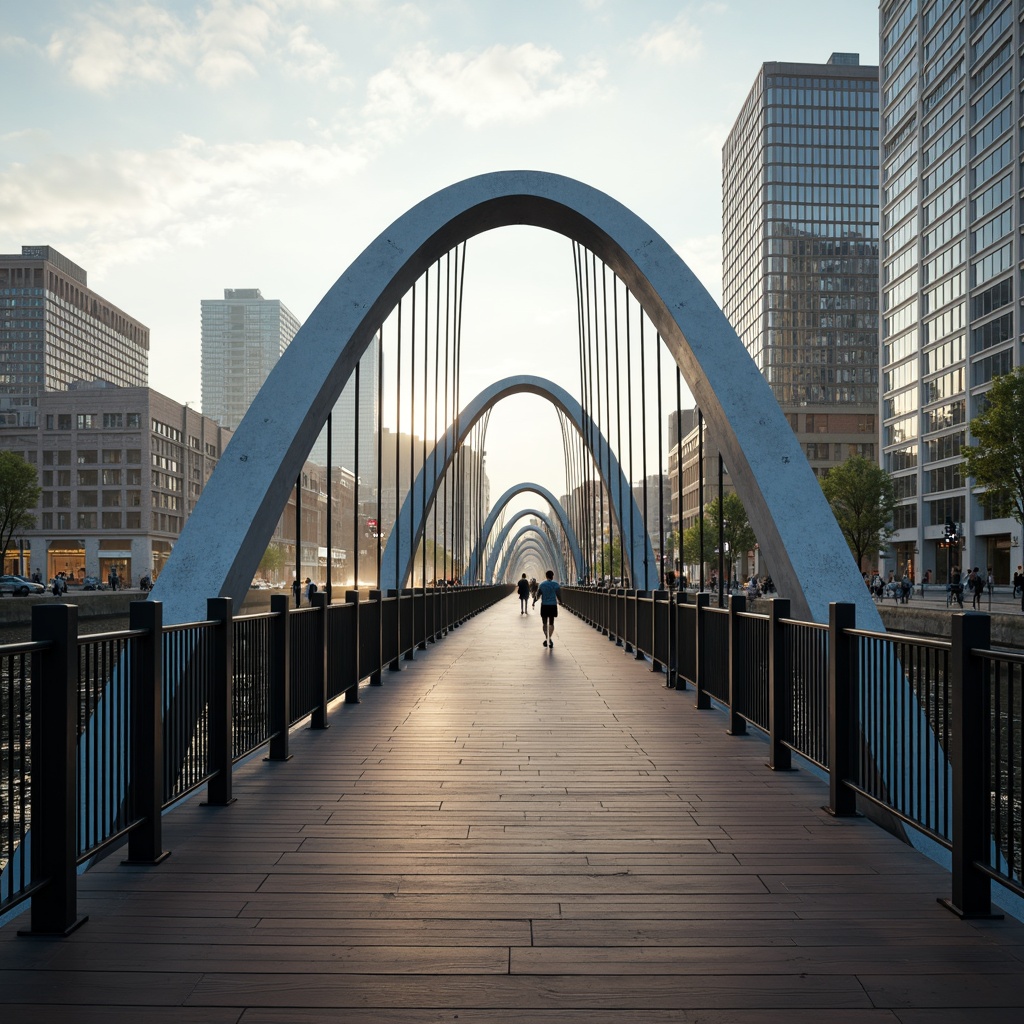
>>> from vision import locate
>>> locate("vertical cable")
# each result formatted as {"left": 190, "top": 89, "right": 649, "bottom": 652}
{"left": 698, "top": 408, "right": 704, "bottom": 593}
{"left": 326, "top": 412, "right": 332, "bottom": 602}
{"left": 656, "top": 333, "right": 665, "bottom": 589}
{"left": 639, "top": 314, "right": 649, "bottom": 590}
{"left": 353, "top": 361, "right": 360, "bottom": 590}
{"left": 376, "top": 331, "right": 384, "bottom": 590}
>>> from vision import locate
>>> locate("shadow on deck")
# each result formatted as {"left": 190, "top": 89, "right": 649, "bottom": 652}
{"left": 2, "top": 598, "right": 1023, "bottom": 1022}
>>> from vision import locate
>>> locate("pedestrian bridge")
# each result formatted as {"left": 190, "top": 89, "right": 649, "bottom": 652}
{"left": 2, "top": 598, "right": 1023, "bottom": 1021}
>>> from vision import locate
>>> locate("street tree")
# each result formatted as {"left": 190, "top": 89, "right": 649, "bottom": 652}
{"left": 961, "top": 366, "right": 1024, "bottom": 524}
{"left": 0, "top": 450, "right": 40, "bottom": 572}
{"left": 258, "top": 542, "right": 285, "bottom": 579}
{"left": 820, "top": 454, "right": 896, "bottom": 572}
{"left": 704, "top": 493, "right": 757, "bottom": 576}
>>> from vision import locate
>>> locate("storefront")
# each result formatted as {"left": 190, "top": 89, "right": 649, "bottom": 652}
{"left": 47, "top": 541, "right": 85, "bottom": 581}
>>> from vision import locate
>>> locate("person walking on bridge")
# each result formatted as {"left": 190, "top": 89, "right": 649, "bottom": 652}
{"left": 517, "top": 573, "right": 531, "bottom": 614}
{"left": 537, "top": 569, "right": 563, "bottom": 648}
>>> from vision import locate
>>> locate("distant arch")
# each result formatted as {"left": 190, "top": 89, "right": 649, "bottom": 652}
{"left": 483, "top": 508, "right": 566, "bottom": 585}
{"left": 492, "top": 523, "right": 566, "bottom": 584}
{"left": 381, "top": 376, "right": 656, "bottom": 591}
{"left": 500, "top": 534, "right": 559, "bottom": 583}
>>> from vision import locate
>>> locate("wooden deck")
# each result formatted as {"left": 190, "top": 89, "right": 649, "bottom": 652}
{"left": 2, "top": 599, "right": 1023, "bottom": 1022}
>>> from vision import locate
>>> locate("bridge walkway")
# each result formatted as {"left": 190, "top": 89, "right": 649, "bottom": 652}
{"left": 1, "top": 597, "right": 1023, "bottom": 1022}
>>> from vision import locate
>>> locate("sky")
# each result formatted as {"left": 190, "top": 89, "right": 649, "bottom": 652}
{"left": 0, "top": 0, "right": 881, "bottom": 554}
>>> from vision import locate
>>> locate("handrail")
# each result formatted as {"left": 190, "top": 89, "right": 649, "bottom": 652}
{"left": 560, "top": 585, "right": 1023, "bottom": 919}
{"left": 0, "top": 583, "right": 513, "bottom": 932}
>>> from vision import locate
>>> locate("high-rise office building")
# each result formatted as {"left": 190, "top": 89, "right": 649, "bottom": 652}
{"left": 200, "top": 288, "right": 300, "bottom": 431}
{"left": 722, "top": 54, "right": 881, "bottom": 489}
{"left": 880, "top": 0, "right": 1020, "bottom": 584}
{"left": 309, "top": 342, "right": 380, "bottom": 481}
{"left": 0, "top": 245, "right": 149, "bottom": 428}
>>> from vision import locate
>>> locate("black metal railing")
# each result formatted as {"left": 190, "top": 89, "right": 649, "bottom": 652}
{"left": 561, "top": 586, "right": 1024, "bottom": 920}
{"left": 0, "top": 584, "right": 510, "bottom": 934}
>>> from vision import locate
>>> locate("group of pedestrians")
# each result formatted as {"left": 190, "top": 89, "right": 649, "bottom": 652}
{"left": 516, "top": 570, "right": 563, "bottom": 648}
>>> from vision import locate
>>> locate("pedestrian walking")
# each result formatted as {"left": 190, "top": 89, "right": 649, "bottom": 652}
{"left": 516, "top": 573, "right": 530, "bottom": 614}
{"left": 536, "top": 569, "right": 563, "bottom": 648}
{"left": 529, "top": 577, "right": 538, "bottom": 607}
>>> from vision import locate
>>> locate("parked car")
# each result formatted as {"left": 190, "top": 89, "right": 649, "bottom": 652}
{"left": 0, "top": 574, "right": 46, "bottom": 596}
{"left": 81, "top": 576, "right": 106, "bottom": 590}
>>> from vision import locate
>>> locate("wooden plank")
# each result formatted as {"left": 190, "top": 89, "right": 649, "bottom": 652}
{"left": 0, "top": 602, "right": 1021, "bottom": 1022}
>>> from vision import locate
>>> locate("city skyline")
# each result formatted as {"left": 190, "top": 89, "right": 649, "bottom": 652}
{"left": 1, "top": 0, "right": 880, "bottom": 518}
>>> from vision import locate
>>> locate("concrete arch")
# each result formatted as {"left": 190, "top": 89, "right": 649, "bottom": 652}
{"left": 496, "top": 526, "right": 562, "bottom": 584}
{"left": 382, "top": 376, "right": 656, "bottom": 592}
{"left": 483, "top": 508, "right": 566, "bottom": 585}
{"left": 501, "top": 536, "right": 558, "bottom": 584}
{"left": 154, "top": 169, "right": 880, "bottom": 628}
{"left": 506, "top": 547, "right": 551, "bottom": 583}
{"left": 468, "top": 483, "right": 584, "bottom": 585}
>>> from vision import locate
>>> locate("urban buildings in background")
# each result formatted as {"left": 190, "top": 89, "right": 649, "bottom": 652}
{"left": 721, "top": 54, "right": 881, "bottom": 479}
{"left": 880, "top": 0, "right": 1021, "bottom": 584}
{"left": 0, "top": 246, "right": 149, "bottom": 428}
{"left": 200, "top": 288, "right": 300, "bottom": 432}
{"left": 666, "top": 54, "right": 880, "bottom": 583}
{"left": 309, "top": 342, "right": 380, "bottom": 487}
{"left": 0, "top": 383, "right": 230, "bottom": 582}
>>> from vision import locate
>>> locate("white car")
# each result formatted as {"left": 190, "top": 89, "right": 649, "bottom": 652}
{"left": 0, "top": 575, "right": 46, "bottom": 596}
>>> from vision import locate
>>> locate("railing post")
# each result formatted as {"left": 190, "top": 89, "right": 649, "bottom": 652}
{"left": 941, "top": 612, "right": 1000, "bottom": 918}
{"left": 21, "top": 602, "right": 87, "bottom": 936}
{"left": 369, "top": 590, "right": 383, "bottom": 684}
{"left": 345, "top": 590, "right": 361, "bottom": 703}
{"left": 633, "top": 591, "right": 645, "bottom": 660}
{"left": 825, "top": 601, "right": 857, "bottom": 817}
{"left": 310, "top": 592, "right": 329, "bottom": 729}
{"left": 125, "top": 599, "right": 170, "bottom": 864}
{"left": 767, "top": 598, "right": 793, "bottom": 771}
{"left": 388, "top": 589, "right": 402, "bottom": 671}
{"left": 694, "top": 592, "right": 711, "bottom": 709}
{"left": 204, "top": 597, "right": 236, "bottom": 806}
{"left": 266, "top": 594, "right": 292, "bottom": 760}
{"left": 727, "top": 594, "right": 747, "bottom": 735}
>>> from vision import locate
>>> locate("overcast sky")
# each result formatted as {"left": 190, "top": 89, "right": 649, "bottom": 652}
{"left": 1, "top": 0, "right": 880, "bottom": 538}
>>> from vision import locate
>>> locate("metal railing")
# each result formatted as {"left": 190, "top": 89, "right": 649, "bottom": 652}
{"left": 561, "top": 586, "right": 1024, "bottom": 920}
{"left": 0, "top": 584, "right": 510, "bottom": 934}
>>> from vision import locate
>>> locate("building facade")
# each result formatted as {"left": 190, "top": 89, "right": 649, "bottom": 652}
{"left": 880, "top": 0, "right": 1021, "bottom": 584}
{"left": 308, "top": 341, "right": 380, "bottom": 482}
{"left": 0, "top": 245, "right": 149, "bottom": 428}
{"left": 722, "top": 55, "right": 881, "bottom": 487}
{"left": 0, "top": 384, "right": 230, "bottom": 583}
{"left": 200, "top": 288, "right": 300, "bottom": 431}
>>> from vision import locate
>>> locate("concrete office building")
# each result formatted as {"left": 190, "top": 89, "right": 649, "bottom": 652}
{"left": 201, "top": 288, "right": 300, "bottom": 431}
{"left": 0, "top": 383, "right": 230, "bottom": 583}
{"left": 0, "top": 245, "right": 149, "bottom": 428}
{"left": 880, "top": 0, "right": 1021, "bottom": 583}
{"left": 721, "top": 54, "right": 881, "bottom": 510}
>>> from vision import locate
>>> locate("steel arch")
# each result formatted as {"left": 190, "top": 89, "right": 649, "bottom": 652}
{"left": 483, "top": 508, "right": 567, "bottom": 585}
{"left": 381, "top": 376, "right": 656, "bottom": 592}
{"left": 468, "top": 483, "right": 584, "bottom": 585}
{"left": 496, "top": 526, "right": 563, "bottom": 584}
{"left": 153, "top": 169, "right": 880, "bottom": 628}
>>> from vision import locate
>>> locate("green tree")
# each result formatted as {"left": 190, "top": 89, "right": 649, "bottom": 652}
{"left": 599, "top": 537, "right": 624, "bottom": 579}
{"left": 682, "top": 520, "right": 716, "bottom": 568}
{"left": 961, "top": 367, "right": 1024, "bottom": 524}
{"left": 705, "top": 493, "right": 757, "bottom": 574}
{"left": 820, "top": 454, "right": 896, "bottom": 571}
{"left": 258, "top": 542, "right": 285, "bottom": 578}
{"left": 0, "top": 451, "right": 40, "bottom": 571}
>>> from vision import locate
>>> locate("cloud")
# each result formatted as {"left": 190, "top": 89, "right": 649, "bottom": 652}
{"left": 43, "top": 0, "right": 349, "bottom": 92}
{"left": 634, "top": 13, "right": 704, "bottom": 65}
{"left": 0, "top": 134, "right": 367, "bottom": 266}
{"left": 46, "top": 4, "right": 193, "bottom": 92}
{"left": 363, "top": 43, "right": 607, "bottom": 138}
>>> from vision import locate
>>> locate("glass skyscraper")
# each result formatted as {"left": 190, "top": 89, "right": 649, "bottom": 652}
{"left": 722, "top": 54, "right": 880, "bottom": 490}
{"left": 200, "top": 288, "right": 300, "bottom": 432}
{"left": 880, "top": 0, "right": 1020, "bottom": 583}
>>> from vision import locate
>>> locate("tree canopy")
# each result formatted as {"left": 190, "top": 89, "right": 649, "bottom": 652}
{"left": 960, "top": 366, "right": 1024, "bottom": 525}
{"left": 681, "top": 492, "right": 756, "bottom": 574}
{"left": 0, "top": 451, "right": 40, "bottom": 570}
{"left": 819, "top": 455, "right": 896, "bottom": 571}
